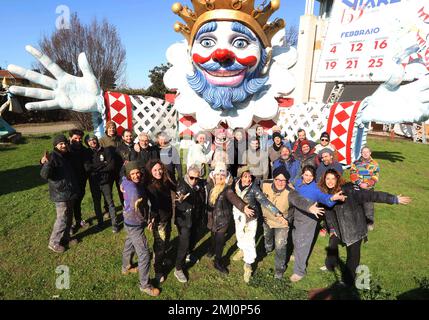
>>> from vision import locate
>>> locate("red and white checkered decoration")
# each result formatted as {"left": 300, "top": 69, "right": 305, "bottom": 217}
{"left": 326, "top": 101, "right": 362, "bottom": 165}
{"left": 104, "top": 91, "right": 133, "bottom": 136}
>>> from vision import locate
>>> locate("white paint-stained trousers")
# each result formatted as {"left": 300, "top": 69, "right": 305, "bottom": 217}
{"left": 233, "top": 212, "right": 258, "bottom": 265}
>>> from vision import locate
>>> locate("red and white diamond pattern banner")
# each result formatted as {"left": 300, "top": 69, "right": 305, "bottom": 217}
{"left": 104, "top": 91, "right": 133, "bottom": 136}
{"left": 326, "top": 101, "right": 362, "bottom": 165}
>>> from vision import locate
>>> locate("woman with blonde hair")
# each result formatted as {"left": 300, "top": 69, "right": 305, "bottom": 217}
{"left": 206, "top": 163, "right": 254, "bottom": 274}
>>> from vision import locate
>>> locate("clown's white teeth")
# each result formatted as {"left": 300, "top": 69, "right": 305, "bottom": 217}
{"left": 206, "top": 69, "right": 245, "bottom": 77}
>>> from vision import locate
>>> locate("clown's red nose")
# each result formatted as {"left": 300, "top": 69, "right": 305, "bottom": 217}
{"left": 211, "top": 49, "right": 236, "bottom": 63}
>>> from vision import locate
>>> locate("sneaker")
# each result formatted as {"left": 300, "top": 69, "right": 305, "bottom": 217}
{"left": 140, "top": 286, "right": 160, "bottom": 297}
{"left": 320, "top": 265, "right": 328, "bottom": 271}
{"left": 265, "top": 248, "right": 274, "bottom": 255}
{"left": 274, "top": 271, "right": 283, "bottom": 280}
{"left": 213, "top": 261, "right": 229, "bottom": 274}
{"left": 122, "top": 265, "right": 138, "bottom": 275}
{"left": 243, "top": 263, "right": 252, "bottom": 283}
{"left": 319, "top": 228, "right": 327, "bottom": 237}
{"left": 290, "top": 273, "right": 304, "bottom": 283}
{"left": 174, "top": 269, "right": 188, "bottom": 283}
{"left": 155, "top": 273, "right": 165, "bottom": 284}
{"left": 112, "top": 228, "right": 119, "bottom": 234}
{"left": 48, "top": 243, "right": 65, "bottom": 253}
{"left": 367, "top": 223, "right": 374, "bottom": 231}
{"left": 232, "top": 249, "right": 244, "bottom": 261}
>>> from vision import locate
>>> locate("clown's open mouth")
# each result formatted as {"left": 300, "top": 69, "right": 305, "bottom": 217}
{"left": 202, "top": 68, "right": 246, "bottom": 86}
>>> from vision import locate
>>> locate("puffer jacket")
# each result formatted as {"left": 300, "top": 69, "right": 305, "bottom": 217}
{"left": 323, "top": 183, "right": 398, "bottom": 246}
{"left": 232, "top": 176, "right": 280, "bottom": 222}
{"left": 175, "top": 176, "right": 206, "bottom": 229}
{"left": 40, "top": 149, "right": 79, "bottom": 202}
{"left": 206, "top": 172, "right": 246, "bottom": 232}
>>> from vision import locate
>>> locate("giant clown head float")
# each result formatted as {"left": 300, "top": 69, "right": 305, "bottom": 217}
{"left": 165, "top": 0, "right": 297, "bottom": 130}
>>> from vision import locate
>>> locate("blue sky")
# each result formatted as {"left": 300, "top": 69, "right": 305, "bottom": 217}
{"left": 1, "top": 0, "right": 314, "bottom": 88}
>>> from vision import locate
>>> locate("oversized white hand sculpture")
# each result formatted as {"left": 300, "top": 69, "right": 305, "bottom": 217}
{"left": 7, "top": 45, "right": 103, "bottom": 113}
{"left": 361, "top": 74, "right": 429, "bottom": 124}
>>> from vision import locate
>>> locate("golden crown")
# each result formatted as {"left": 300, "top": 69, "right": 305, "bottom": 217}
{"left": 172, "top": 0, "right": 285, "bottom": 48}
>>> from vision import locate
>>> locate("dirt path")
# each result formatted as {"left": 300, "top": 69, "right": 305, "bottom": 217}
{"left": 13, "top": 121, "right": 78, "bottom": 135}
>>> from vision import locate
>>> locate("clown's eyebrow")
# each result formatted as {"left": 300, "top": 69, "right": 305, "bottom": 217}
{"left": 195, "top": 21, "right": 218, "bottom": 40}
{"left": 231, "top": 22, "right": 257, "bottom": 41}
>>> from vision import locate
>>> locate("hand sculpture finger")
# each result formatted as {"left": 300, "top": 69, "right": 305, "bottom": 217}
{"left": 9, "top": 86, "right": 55, "bottom": 100}
{"left": 7, "top": 64, "right": 57, "bottom": 89}
{"left": 78, "top": 53, "right": 96, "bottom": 80}
{"left": 26, "top": 100, "right": 60, "bottom": 110}
{"left": 26, "top": 45, "right": 65, "bottom": 79}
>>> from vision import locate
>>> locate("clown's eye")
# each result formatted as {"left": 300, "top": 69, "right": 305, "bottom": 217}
{"left": 232, "top": 38, "right": 249, "bottom": 49}
{"left": 200, "top": 38, "right": 216, "bottom": 48}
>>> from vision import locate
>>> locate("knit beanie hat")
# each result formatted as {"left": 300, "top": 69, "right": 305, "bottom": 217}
{"left": 213, "top": 162, "right": 227, "bottom": 176}
{"left": 84, "top": 134, "right": 98, "bottom": 146}
{"left": 125, "top": 161, "right": 140, "bottom": 175}
{"left": 272, "top": 166, "right": 291, "bottom": 181}
{"left": 320, "top": 132, "right": 330, "bottom": 140}
{"left": 237, "top": 165, "right": 250, "bottom": 178}
{"left": 53, "top": 135, "right": 68, "bottom": 147}
{"left": 301, "top": 140, "right": 311, "bottom": 149}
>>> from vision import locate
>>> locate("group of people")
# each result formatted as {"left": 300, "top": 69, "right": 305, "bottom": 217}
{"left": 39, "top": 122, "right": 411, "bottom": 297}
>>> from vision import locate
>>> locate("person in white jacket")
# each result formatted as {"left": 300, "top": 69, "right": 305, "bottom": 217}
{"left": 186, "top": 131, "right": 213, "bottom": 177}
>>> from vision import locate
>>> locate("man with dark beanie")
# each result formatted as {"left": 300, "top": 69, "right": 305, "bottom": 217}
{"left": 84, "top": 134, "right": 119, "bottom": 233}
{"left": 68, "top": 129, "right": 89, "bottom": 234}
{"left": 40, "top": 134, "right": 79, "bottom": 253}
{"left": 268, "top": 132, "right": 285, "bottom": 164}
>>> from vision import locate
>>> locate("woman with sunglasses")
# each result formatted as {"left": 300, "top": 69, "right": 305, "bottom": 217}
{"left": 319, "top": 169, "right": 411, "bottom": 287}
{"left": 173, "top": 164, "right": 207, "bottom": 283}
{"left": 289, "top": 165, "right": 345, "bottom": 283}
{"left": 206, "top": 162, "right": 255, "bottom": 274}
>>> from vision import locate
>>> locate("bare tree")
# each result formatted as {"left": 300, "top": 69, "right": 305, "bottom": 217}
{"left": 285, "top": 25, "right": 299, "bottom": 48}
{"left": 38, "top": 13, "right": 127, "bottom": 129}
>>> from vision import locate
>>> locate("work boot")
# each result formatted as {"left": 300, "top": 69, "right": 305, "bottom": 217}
{"left": 243, "top": 263, "right": 252, "bottom": 283}
{"left": 48, "top": 243, "right": 65, "bottom": 253}
{"left": 140, "top": 286, "right": 160, "bottom": 297}
{"left": 213, "top": 260, "right": 229, "bottom": 274}
{"left": 122, "top": 265, "right": 138, "bottom": 275}
{"left": 232, "top": 249, "right": 244, "bottom": 261}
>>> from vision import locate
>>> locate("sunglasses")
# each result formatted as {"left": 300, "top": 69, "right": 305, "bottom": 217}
{"left": 189, "top": 176, "right": 200, "bottom": 180}
{"left": 321, "top": 138, "right": 329, "bottom": 142}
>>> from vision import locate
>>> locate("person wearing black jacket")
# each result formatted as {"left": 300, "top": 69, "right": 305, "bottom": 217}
{"left": 40, "top": 135, "right": 79, "bottom": 253}
{"left": 68, "top": 129, "right": 89, "bottom": 234}
{"left": 145, "top": 159, "right": 176, "bottom": 284}
{"left": 318, "top": 169, "right": 411, "bottom": 287}
{"left": 133, "top": 132, "right": 160, "bottom": 170}
{"left": 116, "top": 129, "right": 138, "bottom": 177}
{"left": 173, "top": 164, "right": 206, "bottom": 283}
{"left": 84, "top": 134, "right": 119, "bottom": 233}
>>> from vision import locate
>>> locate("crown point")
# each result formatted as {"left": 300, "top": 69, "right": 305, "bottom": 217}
{"left": 172, "top": 2, "right": 183, "bottom": 14}
{"left": 271, "top": 0, "right": 281, "bottom": 11}
{"left": 174, "top": 22, "right": 182, "bottom": 32}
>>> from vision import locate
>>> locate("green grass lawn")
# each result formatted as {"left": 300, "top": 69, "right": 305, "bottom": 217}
{"left": 0, "top": 134, "right": 428, "bottom": 300}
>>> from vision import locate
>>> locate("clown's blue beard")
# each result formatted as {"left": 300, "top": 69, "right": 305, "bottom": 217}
{"left": 187, "top": 69, "right": 268, "bottom": 111}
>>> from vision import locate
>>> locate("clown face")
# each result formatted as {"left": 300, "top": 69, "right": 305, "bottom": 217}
{"left": 187, "top": 21, "right": 268, "bottom": 111}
